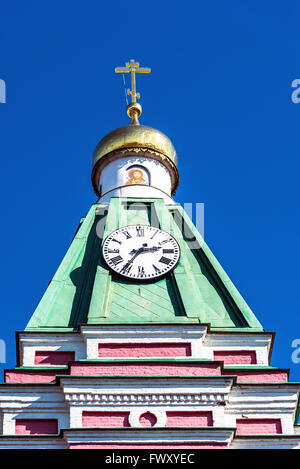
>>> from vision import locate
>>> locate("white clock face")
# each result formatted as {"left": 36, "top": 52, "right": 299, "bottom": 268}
{"left": 102, "top": 225, "right": 180, "bottom": 280}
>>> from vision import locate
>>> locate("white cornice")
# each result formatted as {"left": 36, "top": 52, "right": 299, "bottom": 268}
{"left": 63, "top": 427, "right": 235, "bottom": 445}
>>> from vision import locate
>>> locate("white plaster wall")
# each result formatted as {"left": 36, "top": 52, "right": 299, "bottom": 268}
{"left": 2, "top": 411, "right": 69, "bottom": 435}
{"left": 19, "top": 327, "right": 273, "bottom": 366}
{"left": 202, "top": 334, "right": 272, "bottom": 366}
{"left": 19, "top": 334, "right": 85, "bottom": 367}
{"left": 82, "top": 325, "right": 207, "bottom": 360}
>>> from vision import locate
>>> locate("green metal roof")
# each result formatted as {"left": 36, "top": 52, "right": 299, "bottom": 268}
{"left": 25, "top": 198, "right": 263, "bottom": 332}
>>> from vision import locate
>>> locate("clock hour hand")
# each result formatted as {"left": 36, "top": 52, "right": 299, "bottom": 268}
{"left": 121, "top": 247, "right": 144, "bottom": 272}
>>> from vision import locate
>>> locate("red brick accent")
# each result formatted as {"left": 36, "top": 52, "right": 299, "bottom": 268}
{"left": 15, "top": 419, "right": 58, "bottom": 435}
{"left": 139, "top": 412, "right": 157, "bottom": 427}
{"left": 70, "top": 361, "right": 221, "bottom": 377}
{"left": 34, "top": 351, "right": 75, "bottom": 366}
{"left": 82, "top": 411, "right": 130, "bottom": 427}
{"left": 98, "top": 342, "right": 192, "bottom": 358}
{"left": 236, "top": 418, "right": 282, "bottom": 435}
{"left": 166, "top": 411, "right": 213, "bottom": 427}
{"left": 213, "top": 350, "right": 257, "bottom": 365}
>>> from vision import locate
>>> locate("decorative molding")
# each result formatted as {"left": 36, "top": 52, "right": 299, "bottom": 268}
{"left": 230, "top": 436, "right": 300, "bottom": 450}
{"left": 128, "top": 408, "right": 167, "bottom": 428}
{"left": 64, "top": 392, "right": 226, "bottom": 406}
{"left": 63, "top": 427, "right": 235, "bottom": 443}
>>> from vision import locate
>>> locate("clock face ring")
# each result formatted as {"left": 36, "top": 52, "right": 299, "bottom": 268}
{"left": 102, "top": 225, "right": 180, "bottom": 281}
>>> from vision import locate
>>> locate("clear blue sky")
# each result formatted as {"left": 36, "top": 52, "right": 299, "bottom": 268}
{"left": 0, "top": 1, "right": 300, "bottom": 382}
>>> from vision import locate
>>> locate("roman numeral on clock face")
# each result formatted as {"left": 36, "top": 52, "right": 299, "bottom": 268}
{"left": 123, "top": 230, "right": 132, "bottom": 239}
{"left": 110, "top": 255, "right": 123, "bottom": 265}
{"left": 159, "top": 256, "right": 172, "bottom": 265}
{"left": 158, "top": 238, "right": 172, "bottom": 246}
{"left": 152, "top": 264, "right": 161, "bottom": 274}
{"left": 162, "top": 249, "right": 174, "bottom": 254}
{"left": 138, "top": 266, "right": 145, "bottom": 276}
{"left": 136, "top": 226, "right": 144, "bottom": 237}
{"left": 111, "top": 238, "right": 122, "bottom": 245}
{"left": 120, "top": 263, "right": 132, "bottom": 274}
{"left": 150, "top": 230, "right": 159, "bottom": 239}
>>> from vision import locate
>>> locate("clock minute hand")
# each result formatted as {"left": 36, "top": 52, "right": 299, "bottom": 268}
{"left": 143, "top": 246, "right": 161, "bottom": 252}
{"left": 130, "top": 246, "right": 161, "bottom": 254}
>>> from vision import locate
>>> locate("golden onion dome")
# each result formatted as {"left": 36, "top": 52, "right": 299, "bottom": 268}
{"left": 91, "top": 124, "right": 179, "bottom": 196}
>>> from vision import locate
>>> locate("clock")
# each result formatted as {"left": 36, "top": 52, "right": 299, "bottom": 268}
{"left": 102, "top": 225, "right": 180, "bottom": 280}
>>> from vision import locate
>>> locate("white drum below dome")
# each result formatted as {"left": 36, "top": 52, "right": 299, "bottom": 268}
{"left": 99, "top": 185, "right": 175, "bottom": 204}
{"left": 98, "top": 156, "right": 173, "bottom": 198}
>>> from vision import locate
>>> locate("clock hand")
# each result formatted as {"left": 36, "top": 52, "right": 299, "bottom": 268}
{"left": 130, "top": 246, "right": 161, "bottom": 254}
{"left": 122, "top": 246, "right": 162, "bottom": 272}
{"left": 120, "top": 247, "right": 144, "bottom": 271}
{"left": 143, "top": 246, "right": 161, "bottom": 252}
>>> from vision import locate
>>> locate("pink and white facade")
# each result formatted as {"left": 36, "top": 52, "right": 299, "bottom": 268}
{"left": 0, "top": 324, "right": 299, "bottom": 449}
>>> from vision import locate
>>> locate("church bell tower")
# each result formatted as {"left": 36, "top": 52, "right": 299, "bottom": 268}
{"left": 0, "top": 61, "right": 299, "bottom": 449}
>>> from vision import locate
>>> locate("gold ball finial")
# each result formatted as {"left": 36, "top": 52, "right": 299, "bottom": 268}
{"left": 127, "top": 102, "right": 142, "bottom": 125}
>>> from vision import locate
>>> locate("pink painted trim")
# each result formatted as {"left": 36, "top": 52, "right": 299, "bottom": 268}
{"left": 98, "top": 342, "right": 192, "bottom": 358}
{"left": 166, "top": 411, "right": 213, "bottom": 427}
{"left": 34, "top": 351, "right": 75, "bottom": 366}
{"left": 15, "top": 419, "right": 58, "bottom": 435}
{"left": 5, "top": 370, "right": 61, "bottom": 383}
{"left": 236, "top": 418, "right": 282, "bottom": 435}
{"left": 70, "top": 362, "right": 221, "bottom": 377}
{"left": 221, "top": 369, "right": 288, "bottom": 383}
{"left": 213, "top": 350, "right": 257, "bottom": 365}
{"left": 82, "top": 411, "right": 130, "bottom": 428}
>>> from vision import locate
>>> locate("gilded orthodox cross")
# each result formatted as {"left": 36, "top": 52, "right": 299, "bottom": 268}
{"left": 115, "top": 59, "right": 151, "bottom": 104}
